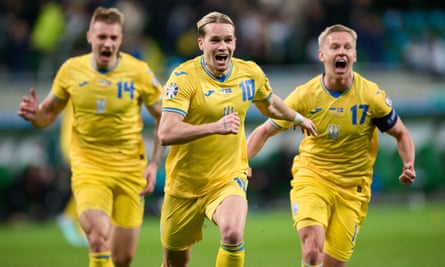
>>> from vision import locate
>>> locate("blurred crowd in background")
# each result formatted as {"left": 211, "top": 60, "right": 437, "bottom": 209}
{"left": 1, "top": 0, "right": 445, "bottom": 223}
{"left": 1, "top": 0, "right": 445, "bottom": 83}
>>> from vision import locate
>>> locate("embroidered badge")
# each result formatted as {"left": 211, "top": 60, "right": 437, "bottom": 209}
{"left": 165, "top": 82, "right": 179, "bottom": 99}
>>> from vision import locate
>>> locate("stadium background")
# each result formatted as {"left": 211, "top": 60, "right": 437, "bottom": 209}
{"left": 0, "top": 0, "right": 444, "bottom": 223}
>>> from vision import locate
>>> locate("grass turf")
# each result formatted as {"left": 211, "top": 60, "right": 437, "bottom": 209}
{"left": 0, "top": 202, "right": 444, "bottom": 267}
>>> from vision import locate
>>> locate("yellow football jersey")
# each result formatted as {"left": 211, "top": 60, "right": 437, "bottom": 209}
{"left": 162, "top": 56, "right": 272, "bottom": 198}
{"left": 52, "top": 52, "right": 163, "bottom": 172}
{"left": 59, "top": 100, "right": 73, "bottom": 163}
{"left": 273, "top": 72, "right": 394, "bottom": 200}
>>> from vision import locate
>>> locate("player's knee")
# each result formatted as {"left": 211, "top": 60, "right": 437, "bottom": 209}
{"left": 112, "top": 254, "right": 133, "bottom": 267}
{"left": 87, "top": 231, "right": 108, "bottom": 252}
{"left": 304, "top": 249, "right": 323, "bottom": 266}
{"left": 301, "top": 237, "right": 324, "bottom": 265}
{"left": 163, "top": 248, "right": 191, "bottom": 266}
{"left": 220, "top": 227, "right": 243, "bottom": 244}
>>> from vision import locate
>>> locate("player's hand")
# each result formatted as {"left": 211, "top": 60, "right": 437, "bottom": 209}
{"left": 140, "top": 162, "right": 158, "bottom": 195}
{"left": 18, "top": 88, "right": 39, "bottom": 122}
{"left": 296, "top": 117, "right": 318, "bottom": 136}
{"left": 219, "top": 112, "right": 240, "bottom": 134}
{"left": 398, "top": 164, "right": 416, "bottom": 185}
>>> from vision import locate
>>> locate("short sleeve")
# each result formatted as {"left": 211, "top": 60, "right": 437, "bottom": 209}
{"left": 161, "top": 71, "right": 195, "bottom": 117}
{"left": 51, "top": 60, "right": 71, "bottom": 100}
{"left": 140, "top": 65, "right": 163, "bottom": 107}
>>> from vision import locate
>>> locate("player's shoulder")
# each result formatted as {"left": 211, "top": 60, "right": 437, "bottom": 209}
{"left": 232, "top": 57, "right": 262, "bottom": 72}
{"left": 119, "top": 52, "right": 159, "bottom": 80}
{"left": 120, "top": 52, "right": 149, "bottom": 67}
{"left": 56, "top": 54, "right": 90, "bottom": 75}
{"left": 353, "top": 72, "right": 379, "bottom": 88}
{"left": 176, "top": 56, "right": 201, "bottom": 70}
{"left": 306, "top": 74, "right": 323, "bottom": 85}
{"left": 285, "top": 75, "right": 321, "bottom": 101}
{"left": 353, "top": 72, "right": 382, "bottom": 94}
{"left": 168, "top": 56, "right": 201, "bottom": 80}
{"left": 61, "top": 54, "right": 90, "bottom": 67}
{"left": 296, "top": 74, "right": 322, "bottom": 92}
{"left": 230, "top": 57, "right": 266, "bottom": 81}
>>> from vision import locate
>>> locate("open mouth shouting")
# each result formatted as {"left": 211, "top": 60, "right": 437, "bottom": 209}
{"left": 215, "top": 54, "right": 229, "bottom": 66}
{"left": 100, "top": 50, "right": 113, "bottom": 63}
{"left": 334, "top": 58, "right": 347, "bottom": 74}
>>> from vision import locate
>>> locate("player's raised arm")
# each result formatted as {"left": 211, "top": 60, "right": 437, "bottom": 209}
{"left": 18, "top": 88, "right": 66, "bottom": 128}
{"left": 254, "top": 94, "right": 317, "bottom": 136}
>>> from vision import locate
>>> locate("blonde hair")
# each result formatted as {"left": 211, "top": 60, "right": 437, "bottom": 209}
{"left": 318, "top": 24, "right": 357, "bottom": 48}
{"left": 89, "top": 6, "right": 124, "bottom": 31}
{"left": 196, "top": 11, "right": 234, "bottom": 38}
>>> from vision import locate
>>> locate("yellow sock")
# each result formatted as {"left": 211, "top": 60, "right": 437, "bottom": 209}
{"left": 89, "top": 251, "right": 113, "bottom": 267}
{"left": 215, "top": 242, "right": 245, "bottom": 267}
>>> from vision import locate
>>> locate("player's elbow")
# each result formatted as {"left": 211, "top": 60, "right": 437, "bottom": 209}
{"left": 159, "top": 124, "right": 184, "bottom": 146}
{"left": 157, "top": 127, "right": 172, "bottom": 146}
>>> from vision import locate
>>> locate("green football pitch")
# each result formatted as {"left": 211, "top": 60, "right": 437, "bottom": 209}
{"left": 0, "top": 202, "right": 444, "bottom": 267}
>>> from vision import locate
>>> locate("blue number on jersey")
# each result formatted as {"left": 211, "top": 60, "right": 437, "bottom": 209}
{"left": 240, "top": 79, "right": 255, "bottom": 101}
{"left": 117, "top": 81, "right": 135, "bottom": 99}
{"left": 350, "top": 104, "right": 369, "bottom": 125}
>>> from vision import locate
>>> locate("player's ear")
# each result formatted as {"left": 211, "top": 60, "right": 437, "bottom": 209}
{"left": 86, "top": 31, "right": 92, "bottom": 44}
{"left": 318, "top": 50, "right": 324, "bottom": 62}
{"left": 197, "top": 37, "right": 204, "bottom": 51}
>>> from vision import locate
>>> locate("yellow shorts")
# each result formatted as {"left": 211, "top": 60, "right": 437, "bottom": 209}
{"left": 72, "top": 167, "right": 146, "bottom": 228}
{"left": 290, "top": 176, "right": 368, "bottom": 261}
{"left": 160, "top": 177, "right": 247, "bottom": 251}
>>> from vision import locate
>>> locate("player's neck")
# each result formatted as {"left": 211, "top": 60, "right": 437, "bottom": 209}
{"left": 201, "top": 56, "right": 231, "bottom": 81}
{"left": 92, "top": 54, "right": 121, "bottom": 73}
{"left": 322, "top": 73, "right": 353, "bottom": 92}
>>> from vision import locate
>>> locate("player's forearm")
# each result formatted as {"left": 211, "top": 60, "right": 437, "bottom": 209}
{"left": 246, "top": 133, "right": 265, "bottom": 160}
{"left": 32, "top": 94, "right": 66, "bottom": 128}
{"left": 263, "top": 94, "right": 297, "bottom": 122}
{"left": 397, "top": 130, "right": 415, "bottom": 169}
{"left": 247, "top": 123, "right": 271, "bottom": 160}
{"left": 158, "top": 120, "right": 220, "bottom": 145}
{"left": 149, "top": 123, "right": 165, "bottom": 165}
{"left": 388, "top": 119, "right": 415, "bottom": 169}
{"left": 31, "top": 105, "right": 58, "bottom": 128}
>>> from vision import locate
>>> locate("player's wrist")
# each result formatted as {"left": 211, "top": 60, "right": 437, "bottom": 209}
{"left": 293, "top": 112, "right": 304, "bottom": 125}
{"left": 148, "top": 160, "right": 160, "bottom": 167}
{"left": 403, "top": 163, "right": 413, "bottom": 170}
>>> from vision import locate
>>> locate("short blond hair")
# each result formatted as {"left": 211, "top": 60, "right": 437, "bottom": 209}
{"left": 89, "top": 6, "right": 124, "bottom": 31}
{"left": 318, "top": 24, "right": 357, "bottom": 48}
{"left": 196, "top": 11, "right": 234, "bottom": 38}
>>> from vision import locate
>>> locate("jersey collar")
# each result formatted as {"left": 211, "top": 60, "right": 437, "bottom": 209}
{"left": 91, "top": 53, "right": 122, "bottom": 74}
{"left": 320, "top": 72, "right": 354, "bottom": 98}
{"left": 200, "top": 56, "right": 232, "bottom": 82}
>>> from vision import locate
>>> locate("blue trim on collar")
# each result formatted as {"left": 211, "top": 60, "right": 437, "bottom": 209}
{"left": 200, "top": 56, "right": 232, "bottom": 82}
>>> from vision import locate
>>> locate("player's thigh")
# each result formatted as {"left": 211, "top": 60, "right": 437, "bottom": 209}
{"left": 324, "top": 199, "right": 364, "bottom": 262}
{"left": 72, "top": 170, "right": 114, "bottom": 218}
{"left": 160, "top": 194, "right": 205, "bottom": 251}
{"left": 112, "top": 171, "right": 146, "bottom": 228}
{"left": 206, "top": 177, "right": 247, "bottom": 225}
{"left": 290, "top": 177, "right": 332, "bottom": 229}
